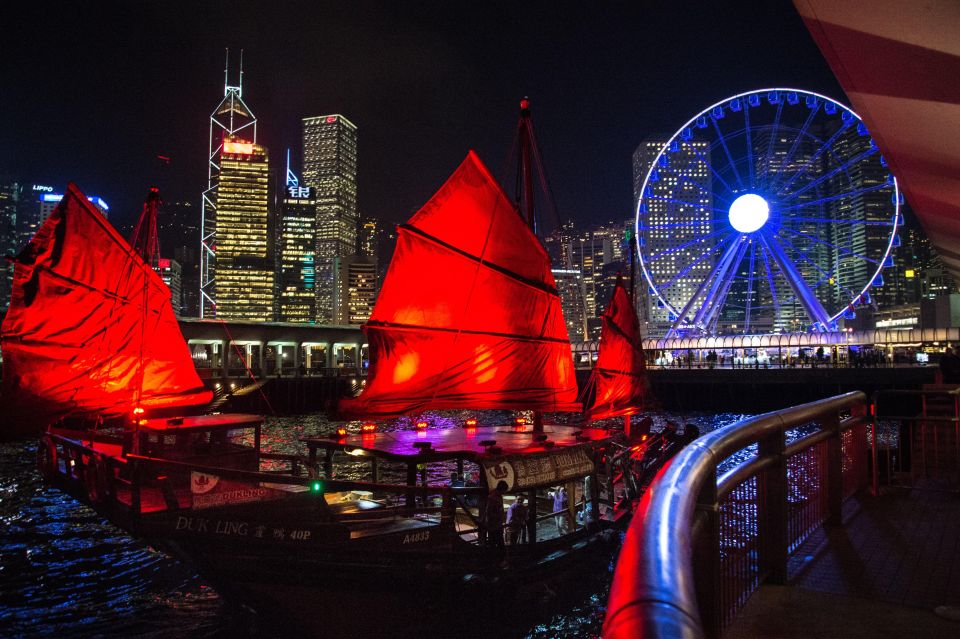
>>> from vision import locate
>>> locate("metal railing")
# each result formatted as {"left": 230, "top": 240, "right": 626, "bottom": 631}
{"left": 871, "top": 386, "right": 960, "bottom": 492}
{"left": 603, "top": 391, "right": 869, "bottom": 639}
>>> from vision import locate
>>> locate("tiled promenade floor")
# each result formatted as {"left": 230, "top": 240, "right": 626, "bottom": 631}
{"left": 725, "top": 485, "right": 960, "bottom": 638}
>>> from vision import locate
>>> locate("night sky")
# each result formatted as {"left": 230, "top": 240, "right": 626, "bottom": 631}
{"left": 1, "top": 0, "right": 842, "bottom": 232}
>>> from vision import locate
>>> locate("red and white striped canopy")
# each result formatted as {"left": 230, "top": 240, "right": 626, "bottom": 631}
{"left": 795, "top": 0, "right": 960, "bottom": 282}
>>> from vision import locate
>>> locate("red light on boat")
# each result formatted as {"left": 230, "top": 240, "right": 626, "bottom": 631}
{"left": 361, "top": 423, "right": 377, "bottom": 433}
{"left": 415, "top": 421, "right": 428, "bottom": 430}
{"left": 641, "top": 434, "right": 648, "bottom": 441}
{"left": 133, "top": 407, "right": 145, "bottom": 416}
{"left": 465, "top": 418, "right": 478, "bottom": 428}
{"left": 515, "top": 417, "right": 526, "bottom": 425}
{"left": 336, "top": 426, "right": 348, "bottom": 437}
{"left": 137, "top": 419, "right": 148, "bottom": 426}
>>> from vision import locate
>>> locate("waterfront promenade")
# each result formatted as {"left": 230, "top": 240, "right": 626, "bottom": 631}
{"left": 726, "top": 486, "right": 960, "bottom": 638}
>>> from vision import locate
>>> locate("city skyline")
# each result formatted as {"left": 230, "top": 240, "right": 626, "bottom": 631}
{"left": 1, "top": 1, "right": 844, "bottom": 234}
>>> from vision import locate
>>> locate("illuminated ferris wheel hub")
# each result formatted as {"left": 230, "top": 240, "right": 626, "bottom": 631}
{"left": 635, "top": 88, "right": 901, "bottom": 337}
{"left": 728, "top": 193, "right": 769, "bottom": 233}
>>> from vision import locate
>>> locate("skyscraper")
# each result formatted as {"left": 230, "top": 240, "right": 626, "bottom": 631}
{"left": 277, "top": 156, "right": 317, "bottom": 323}
{"left": 633, "top": 138, "right": 714, "bottom": 336}
{"left": 212, "top": 139, "right": 274, "bottom": 321}
{"left": 335, "top": 255, "right": 377, "bottom": 325}
{"left": 0, "top": 178, "right": 18, "bottom": 312}
{"left": 156, "top": 258, "right": 183, "bottom": 317}
{"left": 302, "top": 114, "right": 358, "bottom": 323}
{"left": 201, "top": 52, "right": 258, "bottom": 318}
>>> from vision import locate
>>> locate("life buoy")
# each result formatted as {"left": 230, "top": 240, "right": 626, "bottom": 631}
{"left": 37, "top": 436, "right": 57, "bottom": 482}
{"left": 85, "top": 455, "right": 107, "bottom": 504}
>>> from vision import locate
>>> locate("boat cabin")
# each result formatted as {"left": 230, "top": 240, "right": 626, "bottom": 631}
{"left": 304, "top": 422, "right": 633, "bottom": 545}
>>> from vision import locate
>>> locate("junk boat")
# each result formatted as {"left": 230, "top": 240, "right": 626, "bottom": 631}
{"left": 2, "top": 120, "right": 688, "bottom": 614}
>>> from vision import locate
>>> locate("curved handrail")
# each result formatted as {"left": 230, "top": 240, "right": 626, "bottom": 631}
{"left": 603, "top": 391, "right": 866, "bottom": 639}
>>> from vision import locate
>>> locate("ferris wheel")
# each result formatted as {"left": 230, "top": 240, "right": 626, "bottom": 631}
{"left": 635, "top": 88, "right": 900, "bottom": 336}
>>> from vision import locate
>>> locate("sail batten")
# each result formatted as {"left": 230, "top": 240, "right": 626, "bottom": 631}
{"left": 1, "top": 184, "right": 212, "bottom": 427}
{"left": 402, "top": 224, "right": 561, "bottom": 296}
{"left": 586, "top": 277, "right": 648, "bottom": 420}
{"left": 340, "top": 151, "right": 580, "bottom": 418}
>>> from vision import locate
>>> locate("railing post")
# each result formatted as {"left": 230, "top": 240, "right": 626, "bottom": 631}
{"left": 694, "top": 475, "right": 722, "bottom": 639}
{"left": 825, "top": 411, "right": 843, "bottom": 526}
{"left": 758, "top": 424, "right": 788, "bottom": 584}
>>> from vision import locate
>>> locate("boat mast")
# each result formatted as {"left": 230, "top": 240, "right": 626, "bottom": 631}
{"left": 129, "top": 187, "right": 163, "bottom": 441}
{"left": 515, "top": 97, "right": 548, "bottom": 432}
{"left": 130, "top": 187, "right": 162, "bottom": 268}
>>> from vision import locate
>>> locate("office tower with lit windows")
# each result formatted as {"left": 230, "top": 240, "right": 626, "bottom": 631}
{"left": 212, "top": 139, "right": 274, "bottom": 321}
{"left": 156, "top": 258, "right": 183, "bottom": 317}
{"left": 278, "top": 158, "right": 317, "bottom": 323}
{"left": 551, "top": 268, "right": 589, "bottom": 342}
{"left": 0, "top": 178, "right": 18, "bottom": 311}
{"left": 302, "top": 114, "right": 358, "bottom": 323}
{"left": 158, "top": 200, "right": 201, "bottom": 317}
{"left": 632, "top": 138, "right": 713, "bottom": 335}
{"left": 335, "top": 255, "right": 377, "bottom": 325}
{"left": 201, "top": 53, "right": 258, "bottom": 318}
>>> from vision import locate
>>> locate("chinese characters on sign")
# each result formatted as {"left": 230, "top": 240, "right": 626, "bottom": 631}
{"left": 482, "top": 446, "right": 594, "bottom": 491}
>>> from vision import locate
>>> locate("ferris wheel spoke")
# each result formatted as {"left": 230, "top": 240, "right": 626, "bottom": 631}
{"left": 759, "top": 99, "right": 785, "bottom": 190}
{"left": 774, "top": 118, "right": 856, "bottom": 198}
{"left": 676, "top": 170, "right": 730, "bottom": 207}
{"left": 649, "top": 228, "right": 727, "bottom": 264}
{"left": 783, "top": 214, "right": 894, "bottom": 227}
{"left": 657, "top": 232, "right": 736, "bottom": 294}
{"left": 668, "top": 235, "right": 742, "bottom": 333}
{"left": 743, "top": 241, "right": 758, "bottom": 333}
{"left": 687, "top": 237, "right": 747, "bottom": 330}
{"left": 778, "top": 226, "right": 878, "bottom": 264}
{"left": 744, "top": 105, "right": 755, "bottom": 186}
{"left": 777, "top": 181, "right": 891, "bottom": 213}
{"left": 774, "top": 232, "right": 834, "bottom": 280}
{"left": 711, "top": 118, "right": 746, "bottom": 190}
{"left": 759, "top": 232, "right": 833, "bottom": 329}
{"left": 770, "top": 102, "right": 821, "bottom": 192}
{"left": 759, "top": 245, "right": 782, "bottom": 326}
{"left": 779, "top": 145, "right": 879, "bottom": 202}
{"left": 688, "top": 144, "right": 739, "bottom": 196}
{"left": 695, "top": 239, "right": 750, "bottom": 332}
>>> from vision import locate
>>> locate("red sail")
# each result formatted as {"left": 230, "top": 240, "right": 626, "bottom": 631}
{"left": 1, "top": 185, "right": 212, "bottom": 426}
{"left": 587, "top": 278, "right": 648, "bottom": 420}
{"left": 341, "top": 151, "right": 580, "bottom": 417}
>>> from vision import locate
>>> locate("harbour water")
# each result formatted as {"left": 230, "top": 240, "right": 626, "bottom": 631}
{"left": 0, "top": 411, "right": 751, "bottom": 638}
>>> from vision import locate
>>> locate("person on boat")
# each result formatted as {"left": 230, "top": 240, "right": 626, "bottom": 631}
{"left": 507, "top": 495, "right": 528, "bottom": 545}
{"left": 484, "top": 481, "right": 508, "bottom": 547}
{"left": 551, "top": 486, "right": 570, "bottom": 534}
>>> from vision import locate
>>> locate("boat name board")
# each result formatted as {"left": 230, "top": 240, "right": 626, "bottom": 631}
{"left": 175, "top": 515, "right": 314, "bottom": 542}
{"left": 482, "top": 446, "right": 594, "bottom": 491}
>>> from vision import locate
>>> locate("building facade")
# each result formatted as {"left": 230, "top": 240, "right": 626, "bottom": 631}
{"left": 302, "top": 114, "right": 358, "bottom": 323}
{"left": 335, "top": 254, "right": 377, "bottom": 325}
{"left": 277, "top": 172, "right": 317, "bottom": 323}
{"left": 632, "top": 138, "right": 714, "bottom": 336}
{"left": 212, "top": 139, "right": 274, "bottom": 321}
{"left": 156, "top": 258, "right": 183, "bottom": 317}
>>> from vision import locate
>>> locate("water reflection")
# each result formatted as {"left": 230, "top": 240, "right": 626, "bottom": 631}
{"left": 0, "top": 411, "right": 748, "bottom": 638}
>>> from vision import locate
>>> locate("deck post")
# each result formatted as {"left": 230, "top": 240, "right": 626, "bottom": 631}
{"left": 406, "top": 463, "right": 417, "bottom": 509}
{"left": 693, "top": 476, "right": 721, "bottom": 639}
{"left": 324, "top": 448, "right": 334, "bottom": 479}
{"left": 371, "top": 457, "right": 380, "bottom": 483}
{"left": 526, "top": 488, "right": 537, "bottom": 545}
{"left": 825, "top": 411, "right": 843, "bottom": 526}
{"left": 758, "top": 425, "right": 788, "bottom": 584}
